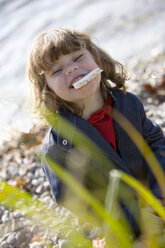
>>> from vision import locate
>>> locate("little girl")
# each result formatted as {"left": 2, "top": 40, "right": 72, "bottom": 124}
{"left": 27, "top": 28, "right": 165, "bottom": 238}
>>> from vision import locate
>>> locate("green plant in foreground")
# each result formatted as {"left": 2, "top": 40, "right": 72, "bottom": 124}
{"left": 0, "top": 109, "right": 165, "bottom": 247}
{"left": 0, "top": 179, "right": 92, "bottom": 247}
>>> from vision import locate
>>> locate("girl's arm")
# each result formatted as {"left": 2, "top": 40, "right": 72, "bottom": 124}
{"left": 139, "top": 99, "right": 165, "bottom": 199}
{"left": 41, "top": 158, "right": 62, "bottom": 201}
{"left": 41, "top": 128, "right": 65, "bottom": 201}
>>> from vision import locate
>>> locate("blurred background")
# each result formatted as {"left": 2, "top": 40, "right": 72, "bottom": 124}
{"left": 0, "top": 0, "right": 165, "bottom": 144}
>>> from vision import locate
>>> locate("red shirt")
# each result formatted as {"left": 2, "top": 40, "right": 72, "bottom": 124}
{"left": 87, "top": 97, "right": 117, "bottom": 152}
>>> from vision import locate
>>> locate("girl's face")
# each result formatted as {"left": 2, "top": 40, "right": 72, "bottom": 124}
{"left": 45, "top": 48, "right": 102, "bottom": 106}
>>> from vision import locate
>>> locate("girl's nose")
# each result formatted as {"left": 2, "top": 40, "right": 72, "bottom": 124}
{"left": 65, "top": 65, "right": 79, "bottom": 76}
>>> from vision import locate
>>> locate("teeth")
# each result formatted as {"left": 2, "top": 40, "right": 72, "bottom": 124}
{"left": 72, "top": 76, "right": 84, "bottom": 84}
{"left": 72, "top": 68, "right": 103, "bottom": 89}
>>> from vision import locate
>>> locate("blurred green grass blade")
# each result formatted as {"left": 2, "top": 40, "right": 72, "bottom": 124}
{"left": 110, "top": 170, "right": 165, "bottom": 220}
{"left": 105, "top": 172, "right": 120, "bottom": 215}
{"left": 103, "top": 172, "right": 132, "bottom": 245}
{"left": 0, "top": 179, "right": 92, "bottom": 247}
{"left": 45, "top": 155, "right": 133, "bottom": 248}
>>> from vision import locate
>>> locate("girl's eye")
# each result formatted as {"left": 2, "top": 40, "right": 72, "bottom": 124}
{"left": 74, "top": 54, "right": 83, "bottom": 61}
{"left": 53, "top": 69, "right": 62, "bottom": 75}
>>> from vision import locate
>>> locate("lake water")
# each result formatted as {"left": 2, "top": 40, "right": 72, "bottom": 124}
{"left": 0, "top": 0, "right": 165, "bottom": 143}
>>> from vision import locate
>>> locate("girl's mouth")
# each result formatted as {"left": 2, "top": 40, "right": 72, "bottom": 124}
{"left": 72, "top": 68, "right": 103, "bottom": 89}
{"left": 72, "top": 76, "right": 85, "bottom": 85}
{"left": 70, "top": 74, "right": 86, "bottom": 88}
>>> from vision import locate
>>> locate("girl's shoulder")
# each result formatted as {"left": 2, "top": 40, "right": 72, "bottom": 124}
{"left": 110, "top": 89, "right": 142, "bottom": 104}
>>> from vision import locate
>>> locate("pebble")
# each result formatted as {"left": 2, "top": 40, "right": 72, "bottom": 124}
{"left": 35, "top": 185, "right": 45, "bottom": 194}
{"left": 58, "top": 239, "right": 73, "bottom": 248}
{"left": 1, "top": 241, "right": 8, "bottom": 248}
{"left": 13, "top": 210, "right": 22, "bottom": 219}
{"left": 15, "top": 230, "right": 26, "bottom": 245}
{"left": 29, "top": 163, "right": 38, "bottom": 173}
{"left": 29, "top": 242, "right": 46, "bottom": 248}
{"left": 7, "top": 233, "right": 17, "bottom": 245}
{"left": 19, "top": 166, "right": 28, "bottom": 176}
{"left": 32, "top": 178, "right": 41, "bottom": 187}
{"left": 0, "top": 207, "right": 4, "bottom": 218}
{"left": 1, "top": 214, "right": 11, "bottom": 224}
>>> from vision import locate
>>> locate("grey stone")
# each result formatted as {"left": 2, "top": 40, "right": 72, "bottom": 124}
{"left": 13, "top": 210, "right": 22, "bottom": 219}
{"left": 40, "top": 191, "right": 50, "bottom": 198}
{"left": 35, "top": 169, "right": 42, "bottom": 178}
{"left": 0, "top": 171, "right": 8, "bottom": 180}
{"left": 49, "top": 201, "right": 57, "bottom": 209}
{"left": 22, "top": 158, "right": 29, "bottom": 164}
{"left": 1, "top": 241, "right": 8, "bottom": 248}
{"left": 29, "top": 163, "right": 38, "bottom": 173}
{"left": 29, "top": 241, "right": 45, "bottom": 248}
{"left": 7, "top": 233, "right": 16, "bottom": 245}
{"left": 35, "top": 185, "right": 45, "bottom": 194}
{"left": 20, "top": 242, "right": 30, "bottom": 248}
{"left": 43, "top": 181, "right": 50, "bottom": 189}
{"left": 41, "top": 196, "right": 51, "bottom": 204}
{"left": 30, "top": 225, "right": 38, "bottom": 233}
{"left": 1, "top": 214, "right": 11, "bottom": 223}
{"left": 18, "top": 167, "right": 28, "bottom": 176}
{"left": 55, "top": 207, "right": 61, "bottom": 214}
{"left": 27, "top": 171, "right": 34, "bottom": 179}
{"left": 15, "top": 230, "right": 26, "bottom": 246}
{"left": 58, "top": 240, "right": 73, "bottom": 248}
{"left": 0, "top": 207, "right": 4, "bottom": 218}
{"left": 31, "top": 178, "right": 40, "bottom": 187}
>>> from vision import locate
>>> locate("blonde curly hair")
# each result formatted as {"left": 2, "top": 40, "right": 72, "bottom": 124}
{"left": 27, "top": 28, "right": 128, "bottom": 120}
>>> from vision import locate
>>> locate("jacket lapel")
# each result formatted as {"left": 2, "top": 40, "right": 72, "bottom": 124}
{"left": 75, "top": 115, "right": 131, "bottom": 174}
{"left": 60, "top": 110, "right": 131, "bottom": 175}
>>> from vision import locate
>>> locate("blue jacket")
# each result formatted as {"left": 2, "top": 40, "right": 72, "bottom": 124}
{"left": 41, "top": 89, "right": 165, "bottom": 234}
